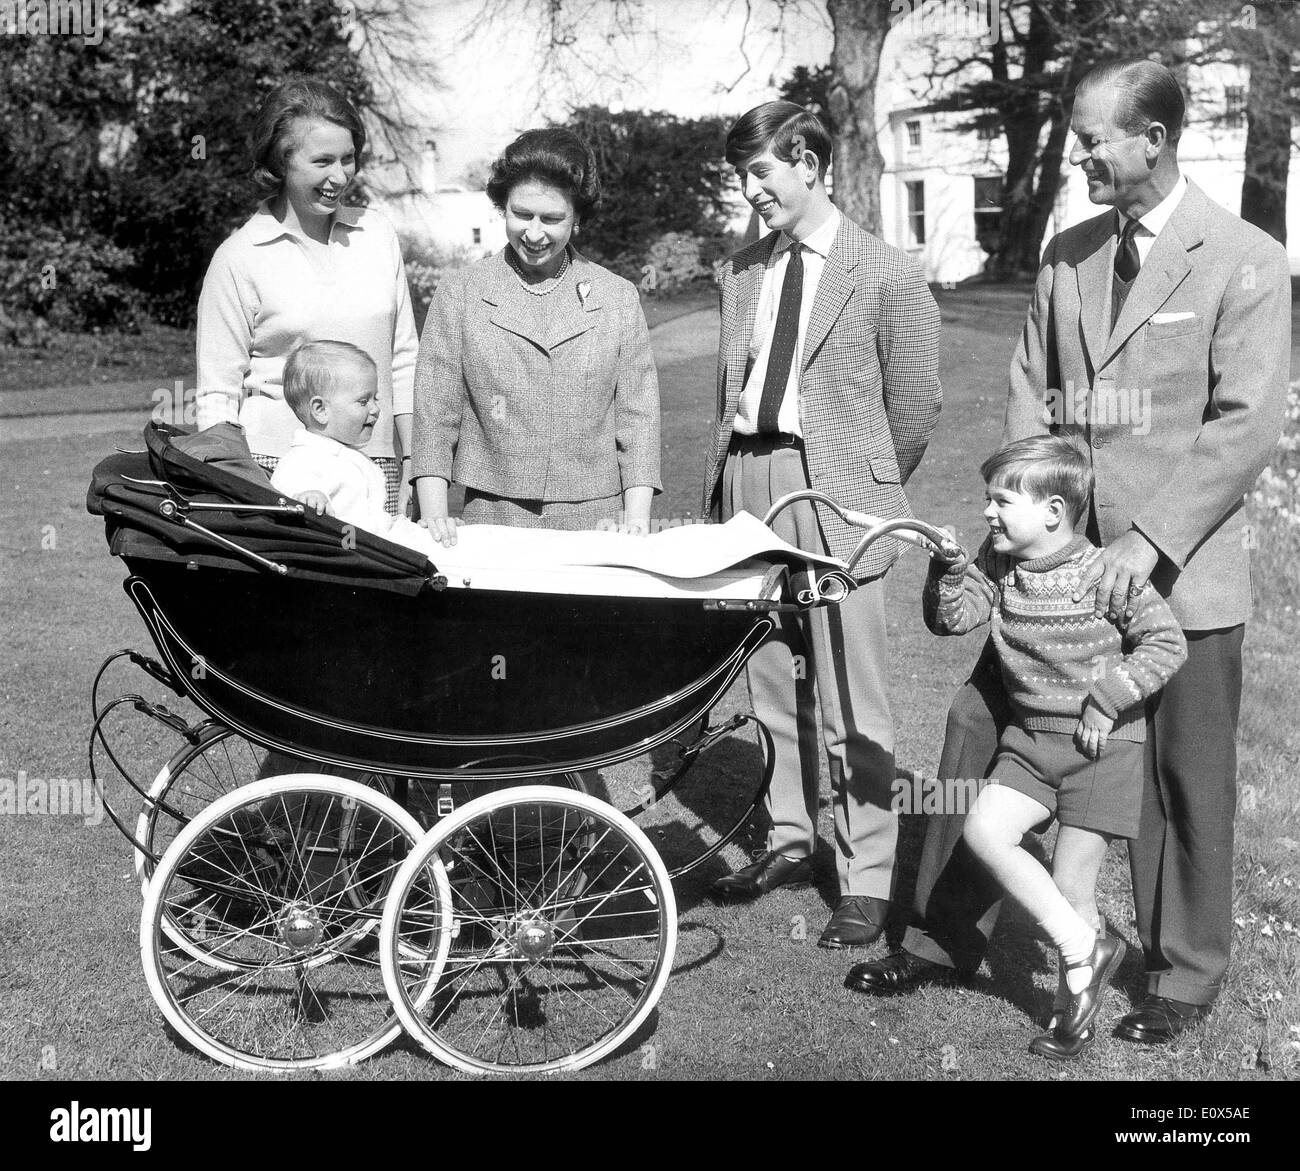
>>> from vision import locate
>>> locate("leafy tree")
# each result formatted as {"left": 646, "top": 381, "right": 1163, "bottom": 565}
{"left": 912, "top": 0, "right": 1298, "bottom": 273}
{"left": 1217, "top": 0, "right": 1297, "bottom": 245}
{"left": 1, "top": 0, "right": 430, "bottom": 328}
{"left": 779, "top": 64, "right": 835, "bottom": 135}
{"left": 912, "top": 0, "right": 1154, "bottom": 278}
{"left": 556, "top": 105, "right": 735, "bottom": 277}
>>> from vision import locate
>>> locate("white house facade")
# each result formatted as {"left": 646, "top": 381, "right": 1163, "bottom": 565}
{"left": 876, "top": 30, "right": 1300, "bottom": 281}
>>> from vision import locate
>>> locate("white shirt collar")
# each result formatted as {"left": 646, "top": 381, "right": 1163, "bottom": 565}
{"left": 776, "top": 208, "right": 841, "bottom": 260}
{"left": 248, "top": 200, "right": 365, "bottom": 246}
{"left": 289, "top": 428, "right": 369, "bottom": 461}
{"left": 1121, "top": 174, "right": 1187, "bottom": 238}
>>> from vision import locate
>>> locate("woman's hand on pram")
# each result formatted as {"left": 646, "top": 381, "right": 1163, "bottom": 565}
{"left": 420, "top": 515, "right": 462, "bottom": 547}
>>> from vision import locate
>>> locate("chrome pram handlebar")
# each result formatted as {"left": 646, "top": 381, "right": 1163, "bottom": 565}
{"left": 762, "top": 491, "right": 965, "bottom": 575}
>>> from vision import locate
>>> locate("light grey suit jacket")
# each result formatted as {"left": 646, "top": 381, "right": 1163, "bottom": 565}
{"left": 411, "top": 247, "right": 661, "bottom": 501}
{"left": 1006, "top": 180, "right": 1291, "bottom": 629}
{"left": 702, "top": 215, "right": 942, "bottom": 577}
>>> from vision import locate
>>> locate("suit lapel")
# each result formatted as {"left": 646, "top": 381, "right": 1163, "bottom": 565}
{"left": 480, "top": 249, "right": 600, "bottom": 353}
{"left": 725, "top": 239, "right": 773, "bottom": 414}
{"left": 548, "top": 256, "right": 601, "bottom": 350}
{"left": 1100, "top": 185, "right": 1203, "bottom": 368}
{"left": 482, "top": 253, "right": 549, "bottom": 351}
{"left": 802, "top": 220, "right": 858, "bottom": 370}
{"left": 1075, "top": 219, "right": 1113, "bottom": 372}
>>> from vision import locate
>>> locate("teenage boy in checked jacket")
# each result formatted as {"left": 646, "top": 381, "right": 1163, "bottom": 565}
{"left": 702, "top": 101, "right": 941, "bottom": 948}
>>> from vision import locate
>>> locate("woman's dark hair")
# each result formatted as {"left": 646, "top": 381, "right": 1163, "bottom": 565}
{"left": 250, "top": 78, "right": 366, "bottom": 196}
{"left": 1075, "top": 59, "right": 1186, "bottom": 146}
{"left": 725, "top": 100, "right": 833, "bottom": 179}
{"left": 485, "top": 128, "right": 601, "bottom": 222}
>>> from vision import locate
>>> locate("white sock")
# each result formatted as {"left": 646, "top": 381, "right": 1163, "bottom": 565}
{"left": 1038, "top": 908, "right": 1097, "bottom": 993}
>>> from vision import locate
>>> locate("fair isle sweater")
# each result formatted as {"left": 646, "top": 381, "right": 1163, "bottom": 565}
{"left": 924, "top": 534, "right": 1187, "bottom": 742}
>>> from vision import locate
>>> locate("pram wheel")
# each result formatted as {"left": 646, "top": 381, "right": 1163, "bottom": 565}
{"left": 135, "top": 723, "right": 261, "bottom": 890}
{"left": 137, "top": 725, "right": 396, "bottom": 968}
{"left": 140, "top": 775, "right": 451, "bottom": 1071}
{"left": 380, "top": 785, "right": 676, "bottom": 1075}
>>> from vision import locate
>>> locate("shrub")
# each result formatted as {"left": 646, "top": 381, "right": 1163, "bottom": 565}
{"left": 401, "top": 238, "right": 476, "bottom": 331}
{"left": 640, "top": 231, "right": 730, "bottom": 295}
{"left": 0, "top": 218, "right": 141, "bottom": 335}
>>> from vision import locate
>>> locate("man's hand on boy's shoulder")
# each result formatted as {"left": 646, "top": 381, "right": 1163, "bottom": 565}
{"left": 1072, "top": 529, "right": 1160, "bottom": 622}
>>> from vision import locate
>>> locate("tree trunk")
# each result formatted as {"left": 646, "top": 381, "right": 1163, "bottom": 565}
{"left": 982, "top": 0, "right": 1055, "bottom": 278}
{"left": 988, "top": 96, "right": 1050, "bottom": 279}
{"left": 826, "top": 0, "right": 893, "bottom": 236}
{"left": 1019, "top": 100, "right": 1071, "bottom": 270}
{"left": 1240, "top": 3, "right": 1291, "bottom": 246}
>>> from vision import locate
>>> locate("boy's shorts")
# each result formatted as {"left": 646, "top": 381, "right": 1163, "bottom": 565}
{"left": 989, "top": 724, "right": 1144, "bottom": 839}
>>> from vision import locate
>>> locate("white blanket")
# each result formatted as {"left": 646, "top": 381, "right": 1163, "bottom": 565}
{"left": 428, "top": 512, "right": 850, "bottom": 600}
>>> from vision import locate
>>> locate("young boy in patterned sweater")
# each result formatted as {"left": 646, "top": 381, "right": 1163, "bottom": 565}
{"left": 925, "top": 434, "right": 1186, "bottom": 1060}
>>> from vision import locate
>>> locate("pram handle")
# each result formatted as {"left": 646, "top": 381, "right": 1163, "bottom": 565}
{"left": 762, "top": 490, "right": 965, "bottom": 574}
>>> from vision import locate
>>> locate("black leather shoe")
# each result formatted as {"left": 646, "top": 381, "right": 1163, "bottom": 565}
{"left": 710, "top": 851, "right": 812, "bottom": 901}
{"left": 1029, "top": 1026, "right": 1095, "bottom": 1061}
{"left": 845, "top": 949, "right": 954, "bottom": 994}
{"left": 818, "top": 895, "right": 889, "bottom": 949}
{"left": 1115, "top": 995, "right": 1211, "bottom": 1045}
{"left": 1058, "top": 935, "right": 1126, "bottom": 1040}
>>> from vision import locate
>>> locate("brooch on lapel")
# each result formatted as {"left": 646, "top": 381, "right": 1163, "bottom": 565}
{"left": 577, "top": 279, "right": 592, "bottom": 309}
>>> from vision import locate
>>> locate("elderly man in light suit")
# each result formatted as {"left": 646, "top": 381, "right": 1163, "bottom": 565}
{"left": 848, "top": 60, "right": 1290, "bottom": 1047}
{"left": 704, "top": 101, "right": 941, "bottom": 948}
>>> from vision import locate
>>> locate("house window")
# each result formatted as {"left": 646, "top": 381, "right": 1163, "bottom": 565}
{"left": 905, "top": 180, "right": 926, "bottom": 246}
{"left": 976, "top": 115, "right": 1000, "bottom": 141}
{"left": 472, "top": 227, "right": 482, "bottom": 245}
{"left": 906, "top": 120, "right": 922, "bottom": 148}
{"left": 1224, "top": 85, "right": 1246, "bottom": 129}
{"left": 973, "top": 176, "right": 1003, "bottom": 253}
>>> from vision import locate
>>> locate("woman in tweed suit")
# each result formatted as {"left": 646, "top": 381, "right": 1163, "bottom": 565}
{"left": 411, "top": 129, "right": 661, "bottom": 540}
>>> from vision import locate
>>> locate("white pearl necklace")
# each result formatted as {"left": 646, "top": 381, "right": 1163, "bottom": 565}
{"left": 508, "top": 246, "right": 571, "bottom": 296}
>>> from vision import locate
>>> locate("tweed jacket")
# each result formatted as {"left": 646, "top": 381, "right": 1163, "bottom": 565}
{"left": 411, "top": 247, "right": 661, "bottom": 502}
{"left": 1005, "top": 180, "right": 1291, "bottom": 629}
{"left": 702, "top": 214, "right": 942, "bottom": 578}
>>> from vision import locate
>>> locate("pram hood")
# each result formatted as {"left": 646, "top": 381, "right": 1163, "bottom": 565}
{"left": 89, "top": 423, "right": 853, "bottom": 602}
{"left": 88, "top": 422, "right": 436, "bottom": 595}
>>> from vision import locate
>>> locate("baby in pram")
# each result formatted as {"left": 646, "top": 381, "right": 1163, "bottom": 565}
{"left": 269, "top": 339, "right": 852, "bottom": 600}
{"left": 270, "top": 340, "right": 458, "bottom": 552}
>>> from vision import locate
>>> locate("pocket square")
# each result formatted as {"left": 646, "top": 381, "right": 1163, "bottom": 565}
{"left": 1150, "top": 311, "right": 1196, "bottom": 324}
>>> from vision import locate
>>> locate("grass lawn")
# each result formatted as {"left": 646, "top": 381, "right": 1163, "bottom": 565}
{"left": 0, "top": 283, "right": 1296, "bottom": 1086}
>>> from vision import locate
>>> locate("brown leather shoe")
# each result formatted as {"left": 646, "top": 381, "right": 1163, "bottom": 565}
{"left": 1115, "top": 995, "right": 1211, "bottom": 1045}
{"left": 845, "top": 949, "right": 956, "bottom": 994}
{"left": 817, "top": 895, "right": 889, "bottom": 949}
{"left": 710, "top": 851, "right": 813, "bottom": 901}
